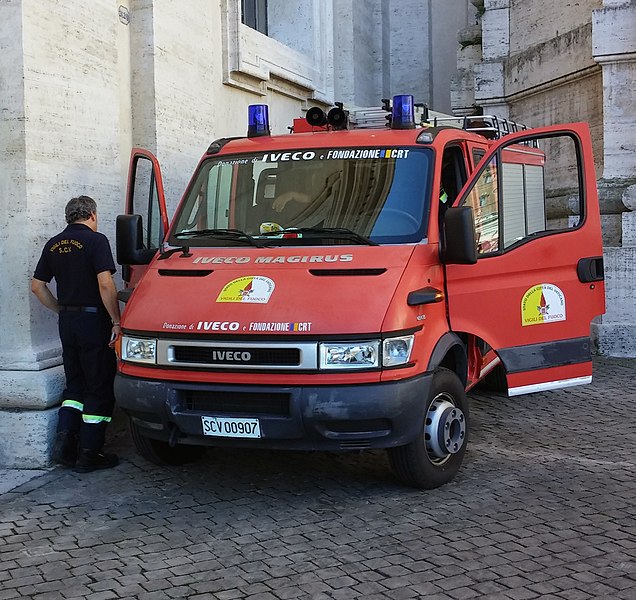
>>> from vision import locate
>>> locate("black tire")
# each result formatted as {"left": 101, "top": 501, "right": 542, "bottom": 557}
{"left": 130, "top": 420, "right": 206, "bottom": 466}
{"left": 388, "top": 368, "right": 469, "bottom": 489}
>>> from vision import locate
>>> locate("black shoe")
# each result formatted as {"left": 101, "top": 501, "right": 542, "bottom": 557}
{"left": 51, "top": 431, "right": 78, "bottom": 467}
{"left": 74, "top": 449, "right": 119, "bottom": 473}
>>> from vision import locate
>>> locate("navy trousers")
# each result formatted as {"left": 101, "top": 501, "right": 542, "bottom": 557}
{"left": 57, "top": 311, "right": 116, "bottom": 450}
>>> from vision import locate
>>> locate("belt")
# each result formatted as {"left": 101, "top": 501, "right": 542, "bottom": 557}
{"left": 58, "top": 305, "right": 99, "bottom": 313}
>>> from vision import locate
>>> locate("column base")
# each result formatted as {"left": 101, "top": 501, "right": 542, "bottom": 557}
{"left": 0, "top": 366, "right": 65, "bottom": 410}
{"left": 0, "top": 406, "right": 58, "bottom": 468}
{"left": 0, "top": 366, "right": 64, "bottom": 468}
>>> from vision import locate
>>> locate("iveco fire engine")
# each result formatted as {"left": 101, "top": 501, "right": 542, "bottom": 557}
{"left": 114, "top": 95, "right": 605, "bottom": 489}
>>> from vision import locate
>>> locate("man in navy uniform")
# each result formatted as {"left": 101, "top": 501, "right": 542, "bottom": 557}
{"left": 32, "top": 195, "right": 121, "bottom": 472}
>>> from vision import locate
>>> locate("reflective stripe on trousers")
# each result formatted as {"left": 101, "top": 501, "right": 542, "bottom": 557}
{"left": 62, "top": 399, "right": 84, "bottom": 411}
{"left": 82, "top": 415, "right": 112, "bottom": 424}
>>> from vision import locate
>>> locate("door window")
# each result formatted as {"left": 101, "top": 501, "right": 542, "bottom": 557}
{"left": 461, "top": 133, "right": 583, "bottom": 257}
{"left": 130, "top": 156, "right": 164, "bottom": 250}
{"left": 465, "top": 158, "right": 499, "bottom": 254}
{"left": 472, "top": 148, "right": 486, "bottom": 168}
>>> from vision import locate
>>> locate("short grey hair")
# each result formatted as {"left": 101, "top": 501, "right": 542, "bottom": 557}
{"left": 65, "top": 195, "right": 97, "bottom": 224}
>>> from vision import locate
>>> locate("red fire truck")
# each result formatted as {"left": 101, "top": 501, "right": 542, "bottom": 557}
{"left": 114, "top": 96, "right": 605, "bottom": 489}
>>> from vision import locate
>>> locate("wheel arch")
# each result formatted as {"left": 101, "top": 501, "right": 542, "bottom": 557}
{"left": 427, "top": 332, "right": 468, "bottom": 387}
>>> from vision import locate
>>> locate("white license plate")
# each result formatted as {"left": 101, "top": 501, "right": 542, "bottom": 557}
{"left": 201, "top": 416, "right": 261, "bottom": 438}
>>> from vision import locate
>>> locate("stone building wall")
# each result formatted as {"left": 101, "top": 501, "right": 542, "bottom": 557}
{"left": 451, "top": 0, "right": 636, "bottom": 357}
{"left": 508, "top": 0, "right": 602, "bottom": 52}
{"left": 0, "top": 0, "right": 338, "bottom": 467}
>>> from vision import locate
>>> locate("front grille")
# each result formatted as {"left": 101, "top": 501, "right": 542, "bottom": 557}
{"left": 157, "top": 340, "right": 317, "bottom": 370}
{"left": 183, "top": 390, "right": 291, "bottom": 416}
{"left": 173, "top": 346, "right": 300, "bottom": 366}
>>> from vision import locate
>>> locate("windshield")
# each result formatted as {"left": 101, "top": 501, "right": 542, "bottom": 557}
{"left": 169, "top": 147, "right": 432, "bottom": 247}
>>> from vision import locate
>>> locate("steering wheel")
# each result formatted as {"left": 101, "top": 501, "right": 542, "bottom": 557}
{"left": 370, "top": 208, "right": 420, "bottom": 234}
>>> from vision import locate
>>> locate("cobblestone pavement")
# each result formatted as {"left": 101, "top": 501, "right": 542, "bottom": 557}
{"left": 1, "top": 357, "right": 635, "bottom": 600}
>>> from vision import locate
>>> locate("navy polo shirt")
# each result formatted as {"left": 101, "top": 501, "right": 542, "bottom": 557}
{"left": 33, "top": 224, "right": 116, "bottom": 307}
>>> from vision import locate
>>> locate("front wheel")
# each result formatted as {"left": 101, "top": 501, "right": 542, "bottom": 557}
{"left": 388, "top": 368, "right": 469, "bottom": 489}
{"left": 130, "top": 420, "right": 207, "bottom": 466}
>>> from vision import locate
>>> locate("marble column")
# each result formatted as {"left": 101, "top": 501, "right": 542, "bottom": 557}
{"left": 0, "top": 0, "right": 131, "bottom": 467}
{"left": 591, "top": 0, "right": 636, "bottom": 357}
{"left": 473, "top": 0, "right": 510, "bottom": 120}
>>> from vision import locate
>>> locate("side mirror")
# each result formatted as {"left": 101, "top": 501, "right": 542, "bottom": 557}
{"left": 443, "top": 207, "right": 478, "bottom": 265}
{"left": 116, "top": 214, "right": 157, "bottom": 265}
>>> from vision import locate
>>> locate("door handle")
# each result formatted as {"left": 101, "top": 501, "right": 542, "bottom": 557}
{"left": 577, "top": 256, "right": 604, "bottom": 283}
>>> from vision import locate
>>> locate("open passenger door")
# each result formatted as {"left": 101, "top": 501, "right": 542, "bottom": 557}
{"left": 443, "top": 123, "right": 605, "bottom": 396}
{"left": 117, "top": 148, "right": 170, "bottom": 295}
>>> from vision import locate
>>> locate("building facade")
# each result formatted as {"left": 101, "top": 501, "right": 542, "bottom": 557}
{"left": 0, "top": 0, "right": 472, "bottom": 467}
{"left": 452, "top": 0, "right": 636, "bottom": 357}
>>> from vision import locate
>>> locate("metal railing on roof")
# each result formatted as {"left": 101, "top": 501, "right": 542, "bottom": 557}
{"left": 347, "top": 106, "right": 539, "bottom": 147}
{"left": 432, "top": 115, "right": 539, "bottom": 146}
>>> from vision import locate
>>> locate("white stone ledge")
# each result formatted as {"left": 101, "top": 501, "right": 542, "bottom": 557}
{"left": 502, "top": 65, "right": 600, "bottom": 104}
{"left": 0, "top": 344, "right": 63, "bottom": 372}
{"left": 593, "top": 52, "right": 636, "bottom": 65}
{"left": 0, "top": 366, "right": 65, "bottom": 410}
{"left": 221, "top": 0, "right": 332, "bottom": 103}
{"left": 504, "top": 25, "right": 597, "bottom": 97}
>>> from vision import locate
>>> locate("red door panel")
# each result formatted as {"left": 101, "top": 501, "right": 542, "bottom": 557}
{"left": 445, "top": 123, "right": 605, "bottom": 395}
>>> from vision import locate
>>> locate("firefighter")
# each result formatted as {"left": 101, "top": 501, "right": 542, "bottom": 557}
{"left": 31, "top": 195, "right": 121, "bottom": 472}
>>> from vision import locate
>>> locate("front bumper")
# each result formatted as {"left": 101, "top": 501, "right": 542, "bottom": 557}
{"left": 115, "top": 373, "right": 433, "bottom": 451}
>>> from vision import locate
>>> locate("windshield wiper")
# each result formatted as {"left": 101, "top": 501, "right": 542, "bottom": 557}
{"left": 174, "top": 228, "right": 265, "bottom": 248}
{"left": 261, "top": 227, "right": 378, "bottom": 246}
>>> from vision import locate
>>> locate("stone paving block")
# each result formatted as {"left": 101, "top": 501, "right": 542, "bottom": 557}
{"left": 384, "top": 587, "right": 420, "bottom": 599}
{"left": 411, "top": 580, "right": 447, "bottom": 595}
{"left": 271, "top": 585, "right": 305, "bottom": 600}
{"left": 83, "top": 592, "right": 118, "bottom": 600}
{"left": 501, "top": 588, "right": 541, "bottom": 600}
{"left": 3, "top": 574, "right": 45, "bottom": 589}
{"left": 616, "top": 588, "right": 636, "bottom": 600}
{"left": 213, "top": 591, "right": 245, "bottom": 600}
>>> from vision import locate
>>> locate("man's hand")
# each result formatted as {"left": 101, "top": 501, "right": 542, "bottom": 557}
{"left": 109, "top": 324, "right": 121, "bottom": 348}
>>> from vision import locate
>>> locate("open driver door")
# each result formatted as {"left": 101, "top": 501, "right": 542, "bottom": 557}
{"left": 116, "top": 149, "right": 170, "bottom": 300}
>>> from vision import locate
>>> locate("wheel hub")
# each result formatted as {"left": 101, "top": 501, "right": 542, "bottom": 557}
{"left": 425, "top": 394, "right": 466, "bottom": 460}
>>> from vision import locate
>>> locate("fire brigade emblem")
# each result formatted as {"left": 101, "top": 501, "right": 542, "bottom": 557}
{"left": 216, "top": 276, "right": 275, "bottom": 304}
{"left": 521, "top": 284, "right": 566, "bottom": 326}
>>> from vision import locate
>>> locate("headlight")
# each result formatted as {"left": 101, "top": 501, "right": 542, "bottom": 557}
{"left": 121, "top": 336, "right": 157, "bottom": 364}
{"left": 319, "top": 341, "right": 379, "bottom": 370}
{"left": 382, "top": 335, "right": 414, "bottom": 367}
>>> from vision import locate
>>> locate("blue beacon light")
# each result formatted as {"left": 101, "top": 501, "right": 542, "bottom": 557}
{"left": 391, "top": 94, "right": 416, "bottom": 130}
{"left": 247, "top": 104, "right": 271, "bottom": 137}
